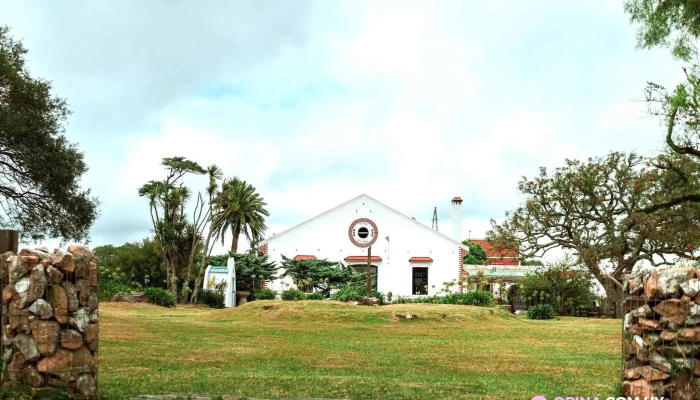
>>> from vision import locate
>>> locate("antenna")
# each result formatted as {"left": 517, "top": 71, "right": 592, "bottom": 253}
{"left": 432, "top": 207, "right": 438, "bottom": 231}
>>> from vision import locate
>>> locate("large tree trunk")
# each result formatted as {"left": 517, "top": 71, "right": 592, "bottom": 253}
{"left": 230, "top": 222, "right": 241, "bottom": 253}
{"left": 592, "top": 271, "right": 624, "bottom": 318}
{"left": 191, "top": 228, "right": 215, "bottom": 304}
{"left": 180, "top": 241, "right": 200, "bottom": 304}
{"left": 587, "top": 260, "right": 625, "bottom": 318}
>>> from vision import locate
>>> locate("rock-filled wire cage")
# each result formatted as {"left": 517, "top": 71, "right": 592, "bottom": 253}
{"left": 621, "top": 267, "right": 700, "bottom": 399}
{"left": 0, "top": 246, "right": 99, "bottom": 399}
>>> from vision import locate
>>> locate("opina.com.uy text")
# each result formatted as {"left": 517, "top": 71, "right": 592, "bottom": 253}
{"left": 532, "top": 396, "right": 665, "bottom": 400}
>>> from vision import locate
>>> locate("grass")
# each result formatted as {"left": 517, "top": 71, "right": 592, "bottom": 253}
{"left": 98, "top": 301, "right": 621, "bottom": 400}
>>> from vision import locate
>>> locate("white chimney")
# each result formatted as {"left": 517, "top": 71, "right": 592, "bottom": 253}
{"left": 451, "top": 196, "right": 463, "bottom": 242}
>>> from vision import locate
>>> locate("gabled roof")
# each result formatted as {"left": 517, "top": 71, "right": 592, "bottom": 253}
{"left": 468, "top": 239, "right": 519, "bottom": 265}
{"left": 260, "top": 193, "right": 470, "bottom": 252}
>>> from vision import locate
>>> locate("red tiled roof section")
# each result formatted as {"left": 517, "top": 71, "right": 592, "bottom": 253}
{"left": 294, "top": 255, "right": 317, "bottom": 260}
{"left": 469, "top": 239, "right": 519, "bottom": 266}
{"left": 409, "top": 257, "right": 433, "bottom": 262}
{"left": 452, "top": 197, "right": 463, "bottom": 202}
{"left": 344, "top": 256, "right": 382, "bottom": 262}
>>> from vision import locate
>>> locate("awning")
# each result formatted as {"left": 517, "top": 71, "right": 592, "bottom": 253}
{"left": 294, "top": 255, "right": 317, "bottom": 260}
{"left": 409, "top": 257, "right": 433, "bottom": 262}
{"left": 344, "top": 256, "right": 382, "bottom": 262}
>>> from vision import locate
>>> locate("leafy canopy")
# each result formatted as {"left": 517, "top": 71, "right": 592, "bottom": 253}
{"left": 212, "top": 177, "right": 269, "bottom": 253}
{"left": 0, "top": 26, "right": 99, "bottom": 243}
{"left": 279, "top": 255, "right": 364, "bottom": 294}
{"left": 461, "top": 240, "right": 487, "bottom": 265}
{"left": 93, "top": 237, "right": 165, "bottom": 287}
{"left": 487, "top": 152, "right": 700, "bottom": 294}
{"left": 624, "top": 0, "right": 700, "bottom": 61}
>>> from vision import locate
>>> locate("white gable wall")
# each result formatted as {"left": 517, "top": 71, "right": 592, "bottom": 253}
{"left": 262, "top": 195, "right": 463, "bottom": 297}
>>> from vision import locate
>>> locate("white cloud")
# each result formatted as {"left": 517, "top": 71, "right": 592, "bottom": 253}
{"left": 4, "top": 1, "right": 688, "bottom": 264}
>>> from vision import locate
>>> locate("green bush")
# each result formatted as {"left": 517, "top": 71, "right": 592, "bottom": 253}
{"left": 281, "top": 288, "right": 306, "bottom": 300}
{"left": 305, "top": 292, "right": 325, "bottom": 300}
{"left": 527, "top": 304, "right": 556, "bottom": 320}
{"left": 254, "top": 288, "right": 278, "bottom": 300}
{"left": 199, "top": 289, "right": 225, "bottom": 308}
{"left": 390, "top": 291, "right": 493, "bottom": 306}
{"left": 370, "top": 290, "right": 385, "bottom": 305}
{"left": 331, "top": 284, "right": 364, "bottom": 302}
{"left": 144, "top": 287, "right": 176, "bottom": 308}
{"left": 459, "top": 291, "right": 494, "bottom": 306}
{"left": 98, "top": 281, "right": 132, "bottom": 302}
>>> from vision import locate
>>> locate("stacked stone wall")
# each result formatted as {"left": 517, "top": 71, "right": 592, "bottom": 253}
{"left": 0, "top": 245, "right": 99, "bottom": 399}
{"left": 622, "top": 266, "right": 700, "bottom": 399}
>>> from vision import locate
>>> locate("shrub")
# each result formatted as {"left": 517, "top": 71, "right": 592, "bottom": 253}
{"left": 144, "top": 287, "right": 176, "bottom": 308}
{"left": 98, "top": 281, "right": 132, "bottom": 302}
{"left": 305, "top": 292, "right": 325, "bottom": 300}
{"left": 460, "top": 291, "right": 494, "bottom": 306}
{"left": 254, "top": 288, "right": 278, "bottom": 300}
{"left": 331, "top": 284, "right": 364, "bottom": 302}
{"left": 199, "top": 289, "right": 225, "bottom": 308}
{"left": 371, "top": 290, "right": 385, "bottom": 305}
{"left": 281, "top": 288, "right": 306, "bottom": 300}
{"left": 519, "top": 256, "right": 595, "bottom": 315}
{"left": 527, "top": 304, "right": 556, "bottom": 320}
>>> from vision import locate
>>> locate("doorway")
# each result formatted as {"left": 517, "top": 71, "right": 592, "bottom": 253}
{"left": 413, "top": 267, "right": 428, "bottom": 295}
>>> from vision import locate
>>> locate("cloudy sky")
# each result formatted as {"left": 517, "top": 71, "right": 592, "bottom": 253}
{"left": 3, "top": 1, "right": 686, "bottom": 256}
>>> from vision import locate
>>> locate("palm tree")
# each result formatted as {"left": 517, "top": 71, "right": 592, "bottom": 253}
{"left": 213, "top": 178, "right": 269, "bottom": 254}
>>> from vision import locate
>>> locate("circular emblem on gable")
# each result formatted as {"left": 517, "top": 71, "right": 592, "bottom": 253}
{"left": 348, "top": 218, "right": 378, "bottom": 248}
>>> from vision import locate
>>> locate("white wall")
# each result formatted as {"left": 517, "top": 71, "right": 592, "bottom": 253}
{"left": 262, "top": 196, "right": 463, "bottom": 297}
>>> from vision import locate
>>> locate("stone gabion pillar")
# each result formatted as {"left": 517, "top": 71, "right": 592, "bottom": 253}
{"left": 0, "top": 246, "right": 99, "bottom": 399}
{"left": 622, "top": 266, "right": 700, "bottom": 399}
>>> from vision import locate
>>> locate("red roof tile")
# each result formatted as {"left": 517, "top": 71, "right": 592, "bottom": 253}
{"left": 344, "top": 256, "right": 382, "bottom": 262}
{"left": 452, "top": 196, "right": 463, "bottom": 202}
{"left": 293, "top": 255, "right": 317, "bottom": 260}
{"left": 409, "top": 257, "right": 433, "bottom": 262}
{"left": 469, "top": 239, "right": 520, "bottom": 263}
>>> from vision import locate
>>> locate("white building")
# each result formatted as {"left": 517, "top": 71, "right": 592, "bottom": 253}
{"left": 257, "top": 194, "right": 470, "bottom": 297}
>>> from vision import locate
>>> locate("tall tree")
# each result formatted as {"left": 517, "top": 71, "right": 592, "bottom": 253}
{"left": 138, "top": 157, "right": 206, "bottom": 300}
{"left": 0, "top": 26, "right": 99, "bottom": 243}
{"left": 191, "top": 165, "right": 223, "bottom": 304}
{"left": 486, "top": 152, "right": 700, "bottom": 304}
{"left": 212, "top": 177, "right": 269, "bottom": 253}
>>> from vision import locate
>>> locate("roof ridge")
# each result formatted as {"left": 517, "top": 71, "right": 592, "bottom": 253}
{"left": 261, "top": 193, "right": 470, "bottom": 252}
{"left": 260, "top": 194, "right": 366, "bottom": 245}
{"left": 360, "top": 194, "right": 470, "bottom": 251}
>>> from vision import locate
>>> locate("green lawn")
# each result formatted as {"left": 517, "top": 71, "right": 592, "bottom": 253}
{"left": 98, "top": 301, "right": 621, "bottom": 400}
